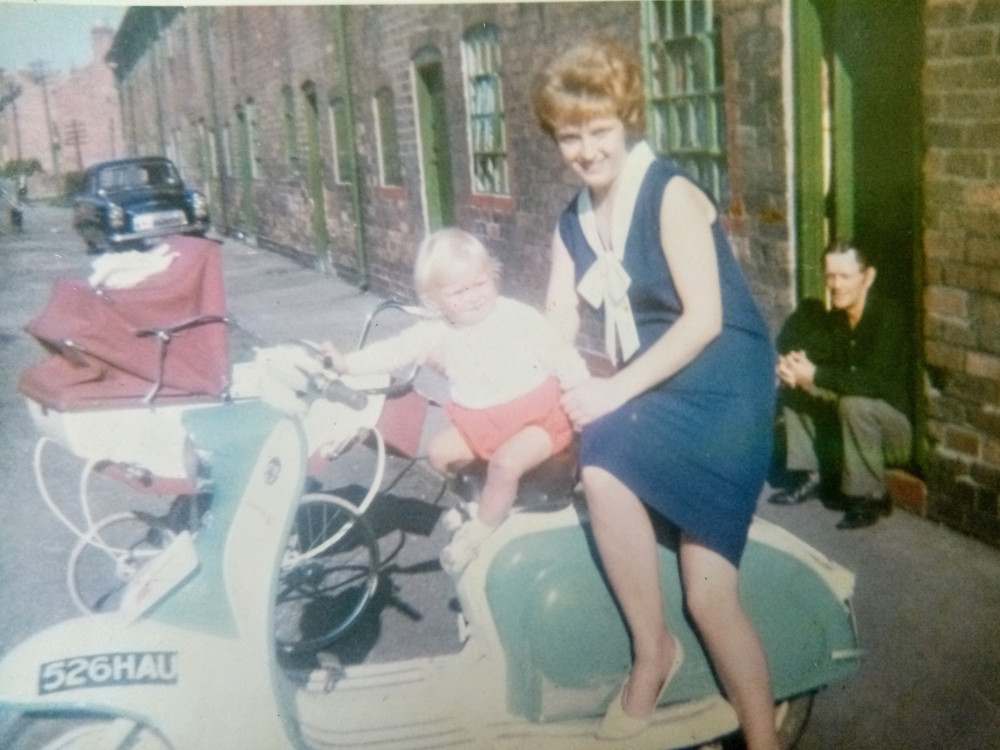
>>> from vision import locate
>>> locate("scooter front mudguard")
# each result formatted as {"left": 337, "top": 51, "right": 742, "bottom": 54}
{"left": 0, "top": 614, "right": 295, "bottom": 750}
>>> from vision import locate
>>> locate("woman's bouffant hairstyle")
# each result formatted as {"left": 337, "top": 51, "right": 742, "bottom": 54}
{"left": 413, "top": 228, "right": 500, "bottom": 308}
{"left": 531, "top": 37, "right": 646, "bottom": 139}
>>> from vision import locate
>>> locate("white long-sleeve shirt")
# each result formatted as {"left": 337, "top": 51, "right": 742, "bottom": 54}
{"left": 344, "top": 297, "right": 588, "bottom": 409}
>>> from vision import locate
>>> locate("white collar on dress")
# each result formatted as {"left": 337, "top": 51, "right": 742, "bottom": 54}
{"left": 575, "top": 140, "right": 656, "bottom": 362}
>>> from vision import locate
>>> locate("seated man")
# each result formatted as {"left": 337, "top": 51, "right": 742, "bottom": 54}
{"left": 769, "top": 240, "right": 913, "bottom": 529}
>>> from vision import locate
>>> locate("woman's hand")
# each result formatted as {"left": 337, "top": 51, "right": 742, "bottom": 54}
{"left": 561, "top": 376, "right": 628, "bottom": 427}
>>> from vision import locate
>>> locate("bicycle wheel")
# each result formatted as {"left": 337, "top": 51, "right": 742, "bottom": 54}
{"left": 67, "top": 513, "right": 176, "bottom": 615}
{"left": 274, "top": 494, "right": 379, "bottom": 655}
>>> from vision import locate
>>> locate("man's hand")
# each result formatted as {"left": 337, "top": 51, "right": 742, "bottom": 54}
{"left": 776, "top": 349, "right": 816, "bottom": 388}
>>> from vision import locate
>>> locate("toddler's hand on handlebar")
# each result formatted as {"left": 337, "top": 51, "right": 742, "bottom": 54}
{"left": 320, "top": 341, "right": 349, "bottom": 374}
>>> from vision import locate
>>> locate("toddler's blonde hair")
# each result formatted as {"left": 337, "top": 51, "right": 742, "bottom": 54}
{"left": 414, "top": 228, "right": 500, "bottom": 308}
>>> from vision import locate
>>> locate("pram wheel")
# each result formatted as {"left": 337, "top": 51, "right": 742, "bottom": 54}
{"left": 30, "top": 716, "right": 168, "bottom": 750}
{"left": 67, "top": 512, "right": 178, "bottom": 615}
{"left": 274, "top": 494, "right": 379, "bottom": 655}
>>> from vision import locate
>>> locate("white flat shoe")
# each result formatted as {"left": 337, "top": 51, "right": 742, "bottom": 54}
{"left": 596, "top": 636, "right": 685, "bottom": 740}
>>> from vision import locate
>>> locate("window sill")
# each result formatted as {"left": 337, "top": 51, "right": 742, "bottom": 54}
{"left": 468, "top": 193, "right": 515, "bottom": 212}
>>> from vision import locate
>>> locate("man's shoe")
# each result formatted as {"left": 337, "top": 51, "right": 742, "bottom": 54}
{"left": 836, "top": 495, "right": 892, "bottom": 530}
{"left": 768, "top": 473, "right": 822, "bottom": 505}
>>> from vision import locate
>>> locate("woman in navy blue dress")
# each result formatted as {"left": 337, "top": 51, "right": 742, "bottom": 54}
{"left": 533, "top": 39, "right": 779, "bottom": 748}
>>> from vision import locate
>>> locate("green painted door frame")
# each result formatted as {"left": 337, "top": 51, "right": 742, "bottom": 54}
{"left": 414, "top": 49, "right": 454, "bottom": 231}
{"left": 792, "top": 0, "right": 922, "bottom": 303}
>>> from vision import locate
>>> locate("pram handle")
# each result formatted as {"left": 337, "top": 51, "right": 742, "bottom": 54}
{"left": 135, "top": 314, "right": 230, "bottom": 403}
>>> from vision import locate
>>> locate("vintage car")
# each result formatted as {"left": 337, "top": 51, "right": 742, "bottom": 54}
{"left": 72, "top": 156, "right": 210, "bottom": 253}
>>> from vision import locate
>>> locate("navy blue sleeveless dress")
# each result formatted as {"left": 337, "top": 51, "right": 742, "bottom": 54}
{"left": 559, "top": 159, "right": 776, "bottom": 565}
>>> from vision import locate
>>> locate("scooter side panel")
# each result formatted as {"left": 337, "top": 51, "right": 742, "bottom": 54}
{"left": 485, "top": 517, "right": 861, "bottom": 722}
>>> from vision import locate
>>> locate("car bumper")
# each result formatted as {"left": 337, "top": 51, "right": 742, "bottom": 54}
{"left": 106, "top": 220, "right": 210, "bottom": 247}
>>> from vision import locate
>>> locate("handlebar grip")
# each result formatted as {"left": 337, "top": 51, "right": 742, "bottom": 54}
{"left": 321, "top": 380, "right": 369, "bottom": 410}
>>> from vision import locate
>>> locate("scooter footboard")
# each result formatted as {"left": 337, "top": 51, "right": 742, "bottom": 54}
{"left": 479, "top": 514, "right": 861, "bottom": 723}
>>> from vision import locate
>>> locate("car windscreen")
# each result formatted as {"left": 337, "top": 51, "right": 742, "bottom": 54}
{"left": 97, "top": 162, "right": 180, "bottom": 191}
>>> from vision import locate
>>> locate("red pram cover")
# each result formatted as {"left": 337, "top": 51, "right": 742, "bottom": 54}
{"left": 19, "top": 236, "right": 230, "bottom": 410}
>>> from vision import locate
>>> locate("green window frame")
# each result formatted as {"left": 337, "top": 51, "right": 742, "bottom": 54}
{"left": 461, "top": 24, "right": 508, "bottom": 196}
{"left": 373, "top": 86, "right": 403, "bottom": 186}
{"left": 642, "top": 0, "right": 728, "bottom": 205}
{"left": 329, "top": 97, "right": 352, "bottom": 185}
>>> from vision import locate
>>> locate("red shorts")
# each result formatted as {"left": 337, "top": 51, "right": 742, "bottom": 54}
{"left": 445, "top": 377, "right": 574, "bottom": 460}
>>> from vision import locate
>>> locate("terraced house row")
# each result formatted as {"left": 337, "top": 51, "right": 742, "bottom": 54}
{"left": 106, "top": 0, "right": 1000, "bottom": 548}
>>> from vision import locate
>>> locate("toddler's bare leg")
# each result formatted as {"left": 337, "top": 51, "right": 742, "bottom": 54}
{"left": 426, "top": 425, "right": 476, "bottom": 477}
{"left": 477, "top": 426, "right": 553, "bottom": 526}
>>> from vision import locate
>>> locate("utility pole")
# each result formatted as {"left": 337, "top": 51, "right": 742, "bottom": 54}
{"left": 65, "top": 120, "right": 86, "bottom": 171}
{"left": 29, "top": 60, "right": 60, "bottom": 177}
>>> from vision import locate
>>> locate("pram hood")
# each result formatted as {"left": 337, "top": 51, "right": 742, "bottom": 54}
{"left": 20, "top": 235, "right": 230, "bottom": 410}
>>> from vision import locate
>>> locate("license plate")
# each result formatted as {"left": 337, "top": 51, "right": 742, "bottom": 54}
{"left": 133, "top": 211, "right": 186, "bottom": 231}
{"left": 38, "top": 651, "right": 179, "bottom": 694}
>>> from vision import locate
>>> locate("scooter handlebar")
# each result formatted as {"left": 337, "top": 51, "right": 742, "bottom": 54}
{"left": 320, "top": 379, "right": 370, "bottom": 410}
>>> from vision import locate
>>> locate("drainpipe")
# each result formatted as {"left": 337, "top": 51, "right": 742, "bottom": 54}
{"left": 199, "top": 8, "right": 231, "bottom": 233}
{"left": 330, "top": 5, "right": 369, "bottom": 289}
{"left": 150, "top": 9, "right": 167, "bottom": 155}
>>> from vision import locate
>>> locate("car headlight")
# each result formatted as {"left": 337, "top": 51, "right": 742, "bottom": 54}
{"left": 190, "top": 192, "right": 209, "bottom": 220}
{"left": 107, "top": 204, "right": 125, "bottom": 230}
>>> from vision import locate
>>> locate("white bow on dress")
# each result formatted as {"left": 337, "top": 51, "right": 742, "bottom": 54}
{"left": 575, "top": 141, "right": 656, "bottom": 363}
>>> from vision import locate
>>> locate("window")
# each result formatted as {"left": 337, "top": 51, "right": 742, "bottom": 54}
{"left": 329, "top": 97, "right": 352, "bottom": 184}
{"left": 373, "top": 87, "right": 403, "bottom": 186}
{"left": 461, "top": 24, "right": 508, "bottom": 195}
{"left": 282, "top": 85, "right": 299, "bottom": 172}
{"left": 643, "top": 0, "right": 728, "bottom": 204}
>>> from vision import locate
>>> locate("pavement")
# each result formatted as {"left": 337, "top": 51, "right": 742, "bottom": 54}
{"left": 3, "top": 205, "right": 1000, "bottom": 748}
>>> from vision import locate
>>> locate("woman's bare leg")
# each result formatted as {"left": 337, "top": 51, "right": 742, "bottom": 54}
{"left": 680, "top": 537, "right": 779, "bottom": 750}
{"left": 581, "top": 466, "right": 680, "bottom": 717}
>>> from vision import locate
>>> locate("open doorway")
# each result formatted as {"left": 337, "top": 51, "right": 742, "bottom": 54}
{"left": 792, "top": 0, "right": 924, "bottom": 456}
{"left": 412, "top": 47, "right": 455, "bottom": 232}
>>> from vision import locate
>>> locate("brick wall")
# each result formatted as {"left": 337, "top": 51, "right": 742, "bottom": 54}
{"left": 923, "top": 0, "right": 1000, "bottom": 544}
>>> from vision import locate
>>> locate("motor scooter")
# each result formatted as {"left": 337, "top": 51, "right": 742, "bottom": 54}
{"left": 0, "top": 234, "right": 861, "bottom": 748}
{"left": 0, "top": 386, "right": 861, "bottom": 749}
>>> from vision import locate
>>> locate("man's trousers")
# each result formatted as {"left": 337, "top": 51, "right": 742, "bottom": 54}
{"left": 782, "top": 388, "right": 912, "bottom": 499}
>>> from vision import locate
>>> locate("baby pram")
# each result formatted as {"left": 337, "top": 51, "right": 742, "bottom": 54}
{"left": 19, "top": 235, "right": 425, "bottom": 651}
